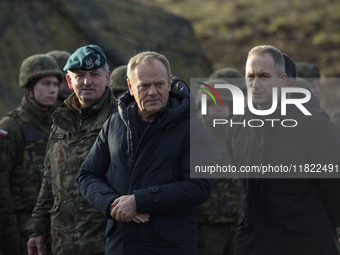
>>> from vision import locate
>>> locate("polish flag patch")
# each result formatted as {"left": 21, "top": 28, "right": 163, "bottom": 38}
{"left": 0, "top": 129, "right": 8, "bottom": 138}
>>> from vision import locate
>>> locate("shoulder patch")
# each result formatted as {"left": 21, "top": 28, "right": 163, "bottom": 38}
{"left": 0, "top": 129, "right": 8, "bottom": 138}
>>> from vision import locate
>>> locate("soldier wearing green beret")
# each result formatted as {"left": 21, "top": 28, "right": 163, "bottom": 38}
{"left": 26, "top": 45, "right": 118, "bottom": 255}
{"left": 296, "top": 62, "right": 321, "bottom": 101}
{"left": 110, "top": 65, "right": 128, "bottom": 99}
{"left": 196, "top": 77, "right": 242, "bottom": 255}
{"left": 0, "top": 54, "right": 62, "bottom": 255}
{"left": 46, "top": 50, "right": 73, "bottom": 106}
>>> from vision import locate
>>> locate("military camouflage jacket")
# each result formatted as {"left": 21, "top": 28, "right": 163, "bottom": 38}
{"left": 25, "top": 87, "right": 118, "bottom": 255}
{"left": 0, "top": 95, "right": 53, "bottom": 235}
{"left": 196, "top": 117, "right": 242, "bottom": 224}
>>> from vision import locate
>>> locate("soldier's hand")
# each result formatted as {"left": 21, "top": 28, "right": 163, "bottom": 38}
{"left": 27, "top": 235, "right": 46, "bottom": 255}
{"left": 110, "top": 194, "right": 137, "bottom": 222}
{"left": 132, "top": 213, "right": 150, "bottom": 224}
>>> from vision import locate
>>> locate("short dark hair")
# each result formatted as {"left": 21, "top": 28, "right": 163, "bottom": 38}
{"left": 283, "top": 54, "right": 297, "bottom": 81}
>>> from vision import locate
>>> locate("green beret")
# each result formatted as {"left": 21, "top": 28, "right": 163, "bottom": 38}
{"left": 63, "top": 44, "right": 107, "bottom": 71}
{"left": 296, "top": 62, "right": 320, "bottom": 79}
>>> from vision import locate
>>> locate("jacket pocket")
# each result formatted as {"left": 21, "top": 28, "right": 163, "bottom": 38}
{"left": 154, "top": 218, "right": 194, "bottom": 244}
{"left": 48, "top": 197, "right": 61, "bottom": 213}
{"left": 285, "top": 217, "right": 316, "bottom": 235}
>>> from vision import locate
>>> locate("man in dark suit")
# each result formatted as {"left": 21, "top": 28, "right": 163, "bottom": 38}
{"left": 226, "top": 45, "right": 340, "bottom": 255}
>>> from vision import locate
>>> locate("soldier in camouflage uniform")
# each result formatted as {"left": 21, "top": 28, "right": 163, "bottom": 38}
{"left": 46, "top": 50, "right": 73, "bottom": 106}
{"left": 0, "top": 54, "right": 62, "bottom": 255}
{"left": 196, "top": 76, "right": 243, "bottom": 255}
{"left": 25, "top": 45, "right": 118, "bottom": 255}
{"left": 109, "top": 65, "right": 128, "bottom": 99}
{"left": 209, "top": 67, "right": 247, "bottom": 93}
{"left": 296, "top": 62, "right": 321, "bottom": 101}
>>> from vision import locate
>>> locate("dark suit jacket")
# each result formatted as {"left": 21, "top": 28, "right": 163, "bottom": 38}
{"left": 226, "top": 105, "right": 340, "bottom": 255}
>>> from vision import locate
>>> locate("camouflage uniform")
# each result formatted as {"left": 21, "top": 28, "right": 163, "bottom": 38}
{"left": 0, "top": 54, "right": 62, "bottom": 255}
{"left": 25, "top": 86, "right": 118, "bottom": 255}
{"left": 196, "top": 78, "right": 242, "bottom": 255}
{"left": 109, "top": 65, "right": 128, "bottom": 99}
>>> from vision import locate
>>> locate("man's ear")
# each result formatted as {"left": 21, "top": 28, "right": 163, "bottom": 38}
{"left": 127, "top": 79, "right": 134, "bottom": 96}
{"left": 280, "top": 73, "right": 288, "bottom": 87}
{"left": 105, "top": 71, "right": 111, "bottom": 87}
{"left": 66, "top": 74, "right": 74, "bottom": 90}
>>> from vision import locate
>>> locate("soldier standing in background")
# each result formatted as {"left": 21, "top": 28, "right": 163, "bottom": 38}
{"left": 195, "top": 76, "right": 243, "bottom": 255}
{"left": 26, "top": 45, "right": 118, "bottom": 255}
{"left": 0, "top": 54, "right": 62, "bottom": 255}
{"left": 46, "top": 50, "right": 73, "bottom": 106}
{"left": 296, "top": 62, "right": 321, "bottom": 102}
{"left": 109, "top": 65, "right": 128, "bottom": 99}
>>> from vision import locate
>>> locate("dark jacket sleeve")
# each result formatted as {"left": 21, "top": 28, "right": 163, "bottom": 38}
{"left": 306, "top": 115, "right": 340, "bottom": 230}
{"left": 77, "top": 117, "right": 119, "bottom": 219}
{"left": 134, "top": 117, "right": 213, "bottom": 213}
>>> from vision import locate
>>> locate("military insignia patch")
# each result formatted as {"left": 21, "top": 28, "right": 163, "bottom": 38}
{"left": 0, "top": 129, "right": 8, "bottom": 138}
{"left": 85, "top": 58, "right": 94, "bottom": 69}
{"left": 95, "top": 54, "right": 101, "bottom": 66}
{"left": 51, "top": 133, "right": 65, "bottom": 139}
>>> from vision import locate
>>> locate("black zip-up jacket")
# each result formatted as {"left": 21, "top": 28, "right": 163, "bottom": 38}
{"left": 78, "top": 77, "right": 213, "bottom": 255}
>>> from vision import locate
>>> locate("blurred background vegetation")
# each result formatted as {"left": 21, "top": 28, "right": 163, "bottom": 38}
{"left": 1, "top": 0, "right": 340, "bottom": 117}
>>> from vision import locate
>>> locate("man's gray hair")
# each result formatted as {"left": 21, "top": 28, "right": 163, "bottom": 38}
{"left": 247, "top": 45, "right": 285, "bottom": 76}
{"left": 102, "top": 63, "right": 110, "bottom": 74}
{"left": 127, "top": 51, "right": 171, "bottom": 80}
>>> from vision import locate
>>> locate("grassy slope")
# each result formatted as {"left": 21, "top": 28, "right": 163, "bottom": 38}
{"left": 136, "top": 0, "right": 340, "bottom": 115}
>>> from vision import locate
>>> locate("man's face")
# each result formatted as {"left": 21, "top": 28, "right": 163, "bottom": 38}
{"left": 207, "top": 102, "right": 231, "bottom": 119}
{"left": 127, "top": 59, "right": 171, "bottom": 121}
{"left": 245, "top": 53, "right": 286, "bottom": 110}
{"left": 66, "top": 68, "right": 110, "bottom": 108}
{"left": 30, "top": 75, "right": 59, "bottom": 109}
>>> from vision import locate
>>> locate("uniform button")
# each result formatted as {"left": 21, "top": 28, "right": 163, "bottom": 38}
{"left": 64, "top": 230, "right": 68, "bottom": 233}
{"left": 63, "top": 200, "right": 67, "bottom": 204}
{"left": 79, "top": 207, "right": 83, "bottom": 211}
{"left": 155, "top": 199, "right": 158, "bottom": 202}
{"left": 65, "top": 171, "right": 69, "bottom": 175}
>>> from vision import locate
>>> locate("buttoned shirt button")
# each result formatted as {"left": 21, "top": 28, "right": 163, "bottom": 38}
{"left": 63, "top": 200, "right": 67, "bottom": 204}
{"left": 79, "top": 207, "right": 83, "bottom": 211}
{"left": 65, "top": 171, "right": 69, "bottom": 175}
{"left": 64, "top": 230, "right": 68, "bottom": 233}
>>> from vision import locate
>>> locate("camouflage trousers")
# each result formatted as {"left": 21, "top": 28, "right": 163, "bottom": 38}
{"left": 197, "top": 222, "right": 237, "bottom": 255}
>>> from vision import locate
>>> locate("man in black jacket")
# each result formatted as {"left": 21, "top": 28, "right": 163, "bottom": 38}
{"left": 226, "top": 45, "right": 340, "bottom": 255}
{"left": 77, "top": 51, "right": 213, "bottom": 255}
